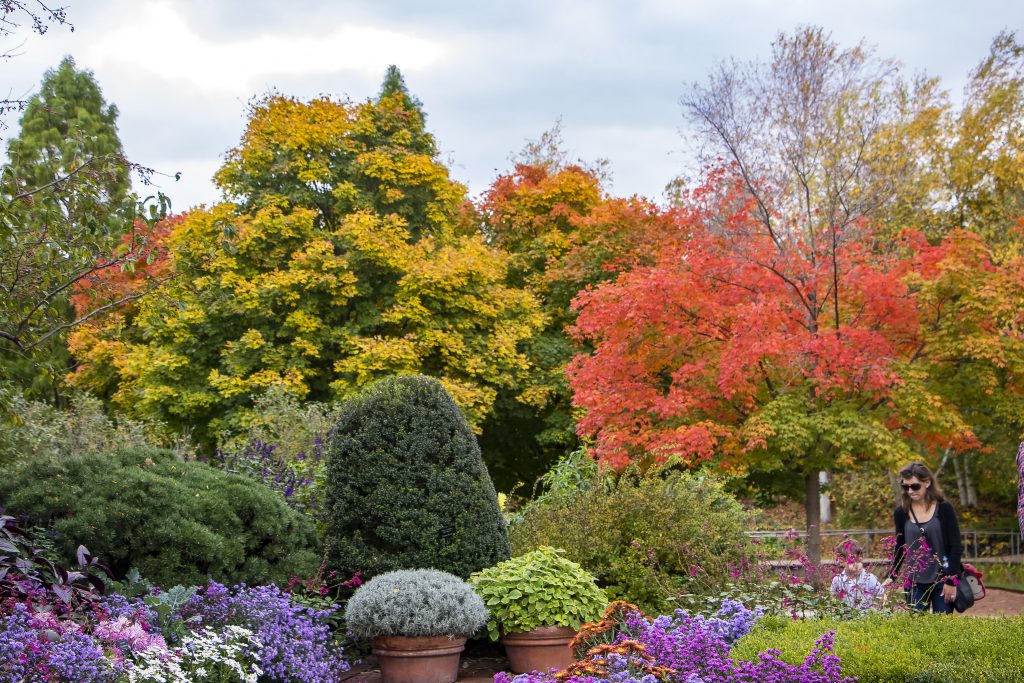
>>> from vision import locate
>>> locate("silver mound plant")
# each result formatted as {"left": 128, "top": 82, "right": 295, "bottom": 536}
{"left": 345, "top": 569, "right": 489, "bottom": 638}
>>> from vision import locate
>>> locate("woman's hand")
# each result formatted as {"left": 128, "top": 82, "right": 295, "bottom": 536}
{"left": 942, "top": 583, "right": 957, "bottom": 603}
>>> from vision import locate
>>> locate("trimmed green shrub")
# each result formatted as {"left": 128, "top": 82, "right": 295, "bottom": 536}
{"left": 510, "top": 467, "right": 751, "bottom": 613}
{"left": 733, "top": 613, "right": 1024, "bottom": 683}
{"left": 0, "top": 447, "right": 319, "bottom": 586}
{"left": 323, "top": 374, "right": 509, "bottom": 578}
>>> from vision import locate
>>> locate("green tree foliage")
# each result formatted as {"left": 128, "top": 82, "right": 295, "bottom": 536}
{"left": 943, "top": 31, "right": 1024, "bottom": 253}
{"left": 0, "top": 447, "right": 319, "bottom": 586}
{"left": 73, "top": 70, "right": 543, "bottom": 451}
{"left": 6, "top": 56, "right": 130, "bottom": 209}
{"left": 323, "top": 374, "right": 510, "bottom": 579}
{"left": 509, "top": 466, "right": 751, "bottom": 614}
{"left": 0, "top": 56, "right": 143, "bottom": 404}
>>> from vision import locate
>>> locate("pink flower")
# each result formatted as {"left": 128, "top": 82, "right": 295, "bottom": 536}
{"left": 94, "top": 617, "right": 168, "bottom": 652}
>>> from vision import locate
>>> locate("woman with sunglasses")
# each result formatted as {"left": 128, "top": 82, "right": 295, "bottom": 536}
{"left": 883, "top": 462, "right": 962, "bottom": 613}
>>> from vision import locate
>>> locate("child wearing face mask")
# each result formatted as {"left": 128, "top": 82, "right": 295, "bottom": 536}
{"left": 830, "top": 539, "right": 883, "bottom": 610}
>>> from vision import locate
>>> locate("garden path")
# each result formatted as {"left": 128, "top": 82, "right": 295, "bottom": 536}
{"left": 963, "top": 588, "right": 1024, "bottom": 617}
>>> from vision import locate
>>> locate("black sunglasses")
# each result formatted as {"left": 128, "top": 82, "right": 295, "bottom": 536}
{"left": 901, "top": 482, "right": 923, "bottom": 491}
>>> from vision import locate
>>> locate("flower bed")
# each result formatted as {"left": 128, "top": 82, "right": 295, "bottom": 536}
{"left": 1, "top": 577, "right": 349, "bottom": 683}
{"left": 496, "top": 600, "right": 854, "bottom": 683}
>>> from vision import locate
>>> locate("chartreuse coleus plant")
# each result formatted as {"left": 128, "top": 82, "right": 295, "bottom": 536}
{"left": 468, "top": 546, "right": 607, "bottom": 640}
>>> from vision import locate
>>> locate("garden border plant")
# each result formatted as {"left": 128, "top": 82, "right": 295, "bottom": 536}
{"left": 469, "top": 546, "right": 608, "bottom": 673}
{"left": 345, "top": 569, "right": 488, "bottom": 683}
{"left": 0, "top": 447, "right": 320, "bottom": 586}
{"left": 510, "top": 464, "right": 752, "bottom": 613}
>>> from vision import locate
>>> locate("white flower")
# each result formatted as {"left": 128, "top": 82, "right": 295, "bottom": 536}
{"left": 121, "top": 626, "right": 262, "bottom": 683}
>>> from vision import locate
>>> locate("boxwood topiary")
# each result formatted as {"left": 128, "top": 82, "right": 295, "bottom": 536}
{"left": 0, "top": 447, "right": 320, "bottom": 587}
{"left": 323, "top": 375, "right": 509, "bottom": 578}
{"left": 345, "top": 569, "right": 488, "bottom": 638}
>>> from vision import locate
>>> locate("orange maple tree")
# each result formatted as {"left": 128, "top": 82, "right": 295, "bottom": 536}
{"left": 66, "top": 215, "right": 179, "bottom": 398}
{"left": 566, "top": 170, "right": 1020, "bottom": 565}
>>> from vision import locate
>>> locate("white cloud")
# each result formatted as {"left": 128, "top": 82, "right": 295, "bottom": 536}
{"left": 82, "top": 0, "right": 448, "bottom": 95}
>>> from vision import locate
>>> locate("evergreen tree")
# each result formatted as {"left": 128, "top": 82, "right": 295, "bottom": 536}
{"left": 1, "top": 56, "right": 134, "bottom": 403}
{"left": 377, "top": 64, "right": 425, "bottom": 120}
{"left": 6, "top": 56, "right": 130, "bottom": 211}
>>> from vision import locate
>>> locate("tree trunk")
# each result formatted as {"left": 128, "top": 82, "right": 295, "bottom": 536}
{"left": 964, "top": 455, "right": 979, "bottom": 508}
{"left": 952, "top": 454, "right": 969, "bottom": 507}
{"left": 819, "top": 470, "right": 831, "bottom": 524}
{"left": 805, "top": 472, "right": 822, "bottom": 583}
{"left": 888, "top": 470, "right": 902, "bottom": 508}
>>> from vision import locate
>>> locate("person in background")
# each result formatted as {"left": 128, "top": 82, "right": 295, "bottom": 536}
{"left": 830, "top": 538, "right": 883, "bottom": 610}
{"left": 883, "top": 462, "right": 962, "bottom": 613}
{"left": 1016, "top": 442, "right": 1023, "bottom": 543}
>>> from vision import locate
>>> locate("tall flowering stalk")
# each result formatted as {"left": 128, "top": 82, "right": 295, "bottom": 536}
{"left": 1017, "top": 441, "right": 1023, "bottom": 541}
{"left": 208, "top": 438, "right": 323, "bottom": 512}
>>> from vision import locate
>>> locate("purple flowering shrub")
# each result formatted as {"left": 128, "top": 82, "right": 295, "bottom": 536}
{"left": 498, "top": 600, "right": 853, "bottom": 683}
{"left": 2, "top": 562, "right": 348, "bottom": 682}
{"left": 2, "top": 507, "right": 349, "bottom": 681}
{"left": 182, "top": 580, "right": 350, "bottom": 683}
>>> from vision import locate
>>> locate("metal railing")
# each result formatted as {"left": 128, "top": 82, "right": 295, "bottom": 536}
{"left": 747, "top": 528, "right": 1022, "bottom": 562}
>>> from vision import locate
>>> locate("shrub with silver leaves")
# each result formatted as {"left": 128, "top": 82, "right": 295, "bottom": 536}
{"left": 344, "top": 569, "right": 488, "bottom": 638}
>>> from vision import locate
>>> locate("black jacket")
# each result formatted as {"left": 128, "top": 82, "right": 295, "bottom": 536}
{"left": 887, "top": 500, "right": 963, "bottom": 586}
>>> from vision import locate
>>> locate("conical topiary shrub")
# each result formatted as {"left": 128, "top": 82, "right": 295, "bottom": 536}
{"left": 323, "top": 374, "right": 510, "bottom": 578}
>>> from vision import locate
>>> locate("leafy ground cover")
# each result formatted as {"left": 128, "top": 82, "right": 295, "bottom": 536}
{"left": 734, "top": 612, "right": 1024, "bottom": 683}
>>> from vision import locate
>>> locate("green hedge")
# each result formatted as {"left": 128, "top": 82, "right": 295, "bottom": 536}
{"left": 0, "top": 447, "right": 320, "bottom": 586}
{"left": 733, "top": 613, "right": 1024, "bottom": 683}
{"left": 323, "top": 375, "right": 509, "bottom": 578}
{"left": 510, "top": 469, "right": 750, "bottom": 613}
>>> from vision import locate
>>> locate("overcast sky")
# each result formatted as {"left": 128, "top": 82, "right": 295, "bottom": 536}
{"left": 2, "top": 0, "right": 1022, "bottom": 212}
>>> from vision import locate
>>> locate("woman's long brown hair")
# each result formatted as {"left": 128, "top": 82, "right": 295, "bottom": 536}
{"left": 899, "top": 462, "right": 946, "bottom": 514}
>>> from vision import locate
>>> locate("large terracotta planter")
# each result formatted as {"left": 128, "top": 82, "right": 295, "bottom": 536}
{"left": 501, "top": 625, "right": 577, "bottom": 674}
{"left": 372, "top": 634, "right": 467, "bottom": 683}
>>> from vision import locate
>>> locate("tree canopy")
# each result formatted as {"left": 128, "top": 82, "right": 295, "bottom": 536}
{"left": 0, "top": 56, "right": 151, "bottom": 406}
{"left": 71, "top": 74, "right": 544, "bottom": 450}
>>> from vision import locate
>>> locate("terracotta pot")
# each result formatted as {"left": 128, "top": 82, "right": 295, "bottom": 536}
{"left": 372, "top": 634, "right": 467, "bottom": 683}
{"left": 500, "top": 625, "right": 577, "bottom": 674}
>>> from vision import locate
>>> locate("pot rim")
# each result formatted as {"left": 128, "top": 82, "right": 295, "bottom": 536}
{"left": 500, "top": 624, "right": 577, "bottom": 641}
